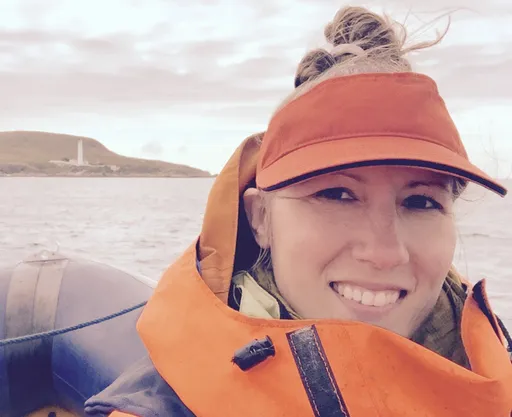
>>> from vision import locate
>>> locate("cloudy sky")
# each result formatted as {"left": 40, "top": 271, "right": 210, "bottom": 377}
{"left": 1, "top": 0, "right": 511, "bottom": 176}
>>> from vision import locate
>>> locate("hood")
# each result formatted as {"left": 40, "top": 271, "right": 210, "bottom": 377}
{"left": 195, "top": 133, "right": 263, "bottom": 303}
{"left": 134, "top": 134, "right": 512, "bottom": 417}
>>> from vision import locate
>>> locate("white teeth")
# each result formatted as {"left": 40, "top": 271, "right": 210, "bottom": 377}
{"left": 343, "top": 286, "right": 353, "bottom": 299}
{"left": 333, "top": 283, "right": 402, "bottom": 307}
{"left": 361, "top": 291, "right": 374, "bottom": 306}
{"left": 387, "top": 291, "right": 400, "bottom": 304}
{"left": 352, "top": 288, "right": 362, "bottom": 302}
{"left": 373, "top": 292, "right": 387, "bottom": 307}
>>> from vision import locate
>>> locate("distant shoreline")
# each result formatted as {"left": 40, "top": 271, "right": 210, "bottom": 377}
{"left": 0, "top": 131, "right": 212, "bottom": 178}
{"left": 0, "top": 173, "right": 214, "bottom": 178}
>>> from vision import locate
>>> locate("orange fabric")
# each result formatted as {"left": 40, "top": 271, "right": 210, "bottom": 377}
{"left": 256, "top": 73, "right": 507, "bottom": 196}
{"left": 136, "top": 137, "right": 512, "bottom": 417}
{"left": 108, "top": 412, "right": 136, "bottom": 417}
{"left": 197, "top": 133, "right": 262, "bottom": 302}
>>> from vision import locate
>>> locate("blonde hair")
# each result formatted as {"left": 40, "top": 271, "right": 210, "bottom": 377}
{"left": 275, "top": 6, "right": 450, "bottom": 112}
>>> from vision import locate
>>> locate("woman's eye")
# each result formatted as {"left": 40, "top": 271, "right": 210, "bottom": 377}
{"left": 314, "top": 188, "right": 355, "bottom": 201}
{"left": 403, "top": 195, "right": 443, "bottom": 210}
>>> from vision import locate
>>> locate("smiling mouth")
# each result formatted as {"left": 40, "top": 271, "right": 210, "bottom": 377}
{"left": 330, "top": 282, "right": 408, "bottom": 308}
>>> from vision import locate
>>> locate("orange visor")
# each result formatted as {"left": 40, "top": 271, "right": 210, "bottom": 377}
{"left": 256, "top": 72, "right": 507, "bottom": 196}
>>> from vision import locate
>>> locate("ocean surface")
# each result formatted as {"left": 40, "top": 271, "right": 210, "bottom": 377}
{"left": 1, "top": 177, "right": 511, "bottom": 329}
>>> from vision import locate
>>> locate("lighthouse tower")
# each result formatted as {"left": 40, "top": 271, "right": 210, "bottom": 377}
{"left": 77, "top": 139, "right": 84, "bottom": 166}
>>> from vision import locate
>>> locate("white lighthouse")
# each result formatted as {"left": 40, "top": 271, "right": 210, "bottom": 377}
{"left": 77, "top": 139, "right": 84, "bottom": 166}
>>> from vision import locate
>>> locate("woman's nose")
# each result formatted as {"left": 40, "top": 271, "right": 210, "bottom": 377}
{"left": 351, "top": 210, "right": 410, "bottom": 270}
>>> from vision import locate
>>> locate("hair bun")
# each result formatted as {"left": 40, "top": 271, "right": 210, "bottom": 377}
{"left": 294, "top": 49, "right": 336, "bottom": 88}
{"left": 324, "top": 6, "right": 398, "bottom": 51}
{"left": 290, "top": 6, "right": 448, "bottom": 92}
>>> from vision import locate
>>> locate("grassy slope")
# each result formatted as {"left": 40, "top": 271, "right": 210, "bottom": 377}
{"left": 0, "top": 131, "right": 211, "bottom": 177}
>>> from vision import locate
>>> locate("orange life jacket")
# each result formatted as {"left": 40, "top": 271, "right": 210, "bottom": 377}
{"left": 111, "top": 135, "right": 512, "bottom": 417}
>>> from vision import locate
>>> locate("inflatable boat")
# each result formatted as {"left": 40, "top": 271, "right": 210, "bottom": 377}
{"left": 0, "top": 249, "right": 155, "bottom": 417}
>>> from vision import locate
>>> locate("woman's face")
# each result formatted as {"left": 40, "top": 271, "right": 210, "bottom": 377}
{"left": 244, "top": 166, "right": 457, "bottom": 337}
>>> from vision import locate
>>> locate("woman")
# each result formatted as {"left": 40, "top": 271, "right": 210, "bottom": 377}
{"left": 85, "top": 6, "right": 512, "bottom": 417}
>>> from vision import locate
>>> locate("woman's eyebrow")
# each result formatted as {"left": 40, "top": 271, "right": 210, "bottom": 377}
{"left": 405, "top": 180, "right": 450, "bottom": 191}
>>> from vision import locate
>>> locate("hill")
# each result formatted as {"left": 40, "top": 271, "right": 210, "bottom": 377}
{"left": 0, "top": 131, "right": 212, "bottom": 177}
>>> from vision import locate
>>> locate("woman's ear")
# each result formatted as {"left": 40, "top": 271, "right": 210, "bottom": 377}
{"left": 243, "top": 188, "right": 271, "bottom": 249}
